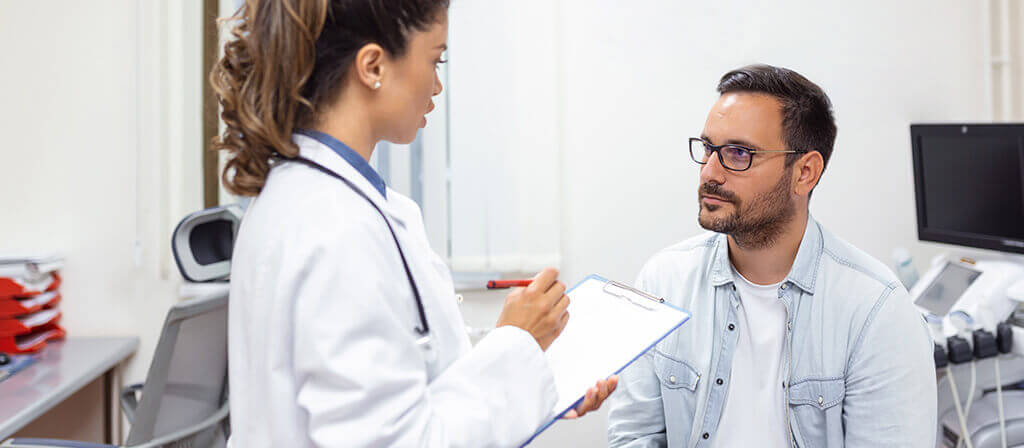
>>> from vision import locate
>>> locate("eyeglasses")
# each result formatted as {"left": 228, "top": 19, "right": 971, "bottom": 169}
{"left": 689, "top": 137, "right": 806, "bottom": 172}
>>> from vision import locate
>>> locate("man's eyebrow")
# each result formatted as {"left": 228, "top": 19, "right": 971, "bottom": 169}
{"left": 723, "top": 138, "right": 760, "bottom": 149}
{"left": 699, "top": 135, "right": 761, "bottom": 149}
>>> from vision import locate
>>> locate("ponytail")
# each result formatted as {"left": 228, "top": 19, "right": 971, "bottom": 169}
{"left": 210, "top": 0, "right": 328, "bottom": 196}
{"left": 210, "top": 0, "right": 449, "bottom": 196}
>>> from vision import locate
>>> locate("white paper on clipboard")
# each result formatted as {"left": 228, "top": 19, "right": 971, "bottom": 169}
{"left": 523, "top": 274, "right": 690, "bottom": 445}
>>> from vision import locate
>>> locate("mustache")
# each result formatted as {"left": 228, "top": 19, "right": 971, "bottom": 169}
{"left": 699, "top": 183, "right": 738, "bottom": 202}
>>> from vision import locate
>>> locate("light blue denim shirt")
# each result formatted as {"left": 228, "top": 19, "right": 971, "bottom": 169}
{"left": 608, "top": 216, "right": 937, "bottom": 447}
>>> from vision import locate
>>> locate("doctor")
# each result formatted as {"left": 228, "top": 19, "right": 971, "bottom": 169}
{"left": 211, "top": 0, "right": 615, "bottom": 447}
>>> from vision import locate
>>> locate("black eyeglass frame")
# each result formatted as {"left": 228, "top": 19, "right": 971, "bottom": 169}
{"left": 688, "top": 137, "right": 807, "bottom": 172}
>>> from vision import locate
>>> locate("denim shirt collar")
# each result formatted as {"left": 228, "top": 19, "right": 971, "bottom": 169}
{"left": 709, "top": 214, "right": 823, "bottom": 294}
{"left": 295, "top": 128, "right": 387, "bottom": 198}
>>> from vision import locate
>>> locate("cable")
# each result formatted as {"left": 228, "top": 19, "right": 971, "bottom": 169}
{"left": 996, "top": 321, "right": 1013, "bottom": 448}
{"left": 948, "top": 366, "right": 975, "bottom": 448}
{"left": 957, "top": 362, "right": 978, "bottom": 448}
{"left": 966, "top": 361, "right": 977, "bottom": 416}
{"left": 996, "top": 356, "right": 1007, "bottom": 448}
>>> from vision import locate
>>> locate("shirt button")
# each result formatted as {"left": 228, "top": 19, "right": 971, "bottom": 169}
{"left": 669, "top": 375, "right": 676, "bottom": 384}
{"left": 781, "top": 283, "right": 788, "bottom": 290}
{"left": 716, "top": 378, "right": 724, "bottom": 385}
{"left": 728, "top": 323, "right": 735, "bottom": 331}
{"left": 702, "top": 433, "right": 710, "bottom": 440}
{"left": 818, "top": 395, "right": 824, "bottom": 406}
{"left": 787, "top": 322, "right": 792, "bottom": 331}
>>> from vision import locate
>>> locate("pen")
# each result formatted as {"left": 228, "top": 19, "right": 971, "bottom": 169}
{"left": 486, "top": 279, "right": 533, "bottom": 289}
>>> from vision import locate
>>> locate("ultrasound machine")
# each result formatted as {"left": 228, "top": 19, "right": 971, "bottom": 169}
{"left": 908, "top": 124, "right": 1024, "bottom": 448}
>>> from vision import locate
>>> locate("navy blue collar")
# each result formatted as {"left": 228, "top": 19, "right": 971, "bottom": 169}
{"left": 295, "top": 129, "right": 387, "bottom": 198}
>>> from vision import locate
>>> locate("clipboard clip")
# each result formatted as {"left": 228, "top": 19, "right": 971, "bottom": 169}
{"left": 602, "top": 280, "right": 665, "bottom": 311}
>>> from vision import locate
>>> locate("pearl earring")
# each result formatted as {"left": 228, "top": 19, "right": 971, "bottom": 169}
{"left": 373, "top": 80, "right": 381, "bottom": 90}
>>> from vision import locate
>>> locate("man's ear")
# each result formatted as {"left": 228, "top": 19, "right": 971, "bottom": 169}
{"left": 793, "top": 151, "right": 824, "bottom": 196}
{"left": 353, "top": 43, "right": 386, "bottom": 90}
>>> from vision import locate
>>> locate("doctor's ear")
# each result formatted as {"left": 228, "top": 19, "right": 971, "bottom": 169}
{"left": 792, "top": 150, "right": 824, "bottom": 197}
{"left": 354, "top": 43, "right": 387, "bottom": 91}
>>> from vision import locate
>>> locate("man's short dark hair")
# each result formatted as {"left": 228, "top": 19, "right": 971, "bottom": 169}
{"left": 717, "top": 64, "right": 838, "bottom": 174}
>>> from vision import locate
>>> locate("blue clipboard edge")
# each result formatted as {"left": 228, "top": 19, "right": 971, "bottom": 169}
{"left": 520, "top": 273, "right": 691, "bottom": 447}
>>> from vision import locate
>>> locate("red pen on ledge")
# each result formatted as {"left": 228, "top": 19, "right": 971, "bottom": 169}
{"left": 486, "top": 279, "right": 533, "bottom": 289}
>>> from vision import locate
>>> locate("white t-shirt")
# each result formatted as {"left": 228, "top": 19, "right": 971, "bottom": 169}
{"left": 710, "top": 266, "right": 790, "bottom": 448}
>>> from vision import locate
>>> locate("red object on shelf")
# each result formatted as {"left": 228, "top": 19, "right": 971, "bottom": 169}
{"left": 0, "top": 272, "right": 61, "bottom": 299}
{"left": 0, "top": 291, "right": 61, "bottom": 318}
{"left": 0, "top": 308, "right": 62, "bottom": 337}
{"left": 0, "top": 324, "right": 65, "bottom": 354}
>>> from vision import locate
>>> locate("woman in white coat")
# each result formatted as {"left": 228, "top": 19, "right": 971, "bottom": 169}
{"left": 210, "top": 1, "right": 616, "bottom": 446}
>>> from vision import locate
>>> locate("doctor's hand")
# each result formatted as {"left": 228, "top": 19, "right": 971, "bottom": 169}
{"left": 495, "top": 267, "right": 569, "bottom": 351}
{"left": 562, "top": 375, "right": 619, "bottom": 419}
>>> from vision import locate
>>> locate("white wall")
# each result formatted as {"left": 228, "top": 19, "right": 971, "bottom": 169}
{"left": 0, "top": 0, "right": 203, "bottom": 387}
{"left": 454, "top": 1, "right": 992, "bottom": 446}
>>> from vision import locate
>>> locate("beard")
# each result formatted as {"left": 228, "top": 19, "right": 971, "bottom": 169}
{"left": 697, "top": 172, "right": 796, "bottom": 250}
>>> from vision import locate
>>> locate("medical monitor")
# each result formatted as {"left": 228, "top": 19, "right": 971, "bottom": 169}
{"left": 910, "top": 124, "right": 1024, "bottom": 254}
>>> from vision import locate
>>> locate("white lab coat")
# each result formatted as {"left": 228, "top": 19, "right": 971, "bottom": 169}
{"left": 227, "top": 134, "right": 558, "bottom": 447}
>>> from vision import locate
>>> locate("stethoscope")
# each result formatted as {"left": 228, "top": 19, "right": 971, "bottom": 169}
{"left": 283, "top": 156, "right": 433, "bottom": 350}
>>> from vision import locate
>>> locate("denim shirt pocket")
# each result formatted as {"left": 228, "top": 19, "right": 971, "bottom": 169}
{"left": 654, "top": 349, "right": 701, "bottom": 390}
{"left": 653, "top": 349, "right": 701, "bottom": 446}
{"left": 788, "top": 377, "right": 845, "bottom": 448}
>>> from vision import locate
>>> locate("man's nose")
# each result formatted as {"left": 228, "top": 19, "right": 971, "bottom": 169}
{"left": 700, "top": 151, "right": 728, "bottom": 186}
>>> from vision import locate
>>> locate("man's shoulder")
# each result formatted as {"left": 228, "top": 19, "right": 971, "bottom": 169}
{"left": 812, "top": 222, "right": 917, "bottom": 342}
{"left": 814, "top": 224, "right": 933, "bottom": 382}
{"left": 637, "top": 232, "right": 719, "bottom": 282}
{"left": 816, "top": 224, "right": 901, "bottom": 291}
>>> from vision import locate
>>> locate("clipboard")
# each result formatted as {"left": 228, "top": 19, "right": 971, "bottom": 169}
{"left": 522, "top": 274, "right": 690, "bottom": 446}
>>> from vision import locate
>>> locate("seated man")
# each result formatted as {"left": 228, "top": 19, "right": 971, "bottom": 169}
{"left": 607, "top": 64, "right": 936, "bottom": 447}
